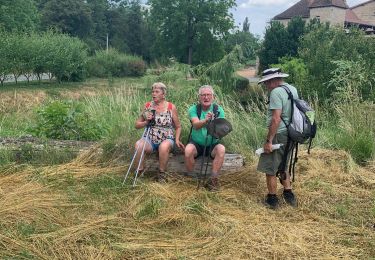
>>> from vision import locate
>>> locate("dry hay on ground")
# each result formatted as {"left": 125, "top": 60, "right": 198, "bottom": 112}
{"left": 0, "top": 147, "right": 374, "bottom": 259}
{"left": 0, "top": 91, "right": 47, "bottom": 113}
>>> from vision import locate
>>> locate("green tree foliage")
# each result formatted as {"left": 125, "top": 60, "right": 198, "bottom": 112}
{"left": 0, "top": 0, "right": 40, "bottom": 32}
{"left": 199, "top": 45, "right": 243, "bottom": 92}
{"left": 286, "top": 16, "right": 305, "bottom": 57}
{"left": 242, "top": 17, "right": 250, "bottom": 32}
{"left": 86, "top": 0, "right": 110, "bottom": 50}
{"left": 224, "top": 31, "right": 260, "bottom": 63}
{"left": 0, "top": 31, "right": 88, "bottom": 84}
{"left": 149, "top": 0, "right": 236, "bottom": 65}
{"left": 299, "top": 27, "right": 375, "bottom": 99}
{"left": 41, "top": 0, "right": 93, "bottom": 38}
{"left": 258, "top": 21, "right": 289, "bottom": 71}
{"left": 271, "top": 57, "right": 308, "bottom": 96}
{"left": 258, "top": 17, "right": 305, "bottom": 71}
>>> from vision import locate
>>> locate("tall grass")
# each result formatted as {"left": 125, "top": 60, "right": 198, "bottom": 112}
{"left": 80, "top": 77, "right": 267, "bottom": 161}
{"left": 0, "top": 67, "right": 374, "bottom": 165}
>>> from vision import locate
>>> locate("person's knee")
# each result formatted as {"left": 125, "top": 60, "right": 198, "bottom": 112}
{"left": 158, "top": 141, "right": 172, "bottom": 154}
{"left": 184, "top": 144, "right": 196, "bottom": 158}
{"left": 214, "top": 144, "right": 225, "bottom": 157}
{"left": 135, "top": 140, "right": 144, "bottom": 150}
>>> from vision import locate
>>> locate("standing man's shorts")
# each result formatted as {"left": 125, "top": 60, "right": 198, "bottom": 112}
{"left": 257, "top": 131, "right": 292, "bottom": 176}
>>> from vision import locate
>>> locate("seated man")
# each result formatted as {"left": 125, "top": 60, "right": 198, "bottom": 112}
{"left": 184, "top": 85, "right": 226, "bottom": 191}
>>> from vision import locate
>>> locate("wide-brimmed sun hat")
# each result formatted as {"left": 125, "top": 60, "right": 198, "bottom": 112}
{"left": 258, "top": 68, "right": 289, "bottom": 84}
{"left": 207, "top": 118, "right": 232, "bottom": 139}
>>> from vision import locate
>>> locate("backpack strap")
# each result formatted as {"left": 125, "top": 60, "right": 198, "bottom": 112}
{"left": 277, "top": 85, "right": 295, "bottom": 182}
{"left": 187, "top": 103, "right": 219, "bottom": 144}
{"left": 145, "top": 101, "right": 152, "bottom": 109}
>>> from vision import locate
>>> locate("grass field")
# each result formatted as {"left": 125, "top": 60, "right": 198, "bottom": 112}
{"left": 0, "top": 76, "right": 374, "bottom": 259}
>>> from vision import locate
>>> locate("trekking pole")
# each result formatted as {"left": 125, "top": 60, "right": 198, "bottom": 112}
{"left": 203, "top": 137, "right": 215, "bottom": 181}
{"left": 123, "top": 127, "right": 148, "bottom": 186}
{"left": 197, "top": 134, "right": 209, "bottom": 190}
{"left": 132, "top": 126, "right": 151, "bottom": 186}
{"left": 123, "top": 109, "right": 155, "bottom": 186}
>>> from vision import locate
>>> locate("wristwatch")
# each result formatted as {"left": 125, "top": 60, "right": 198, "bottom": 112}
{"left": 266, "top": 139, "right": 271, "bottom": 143}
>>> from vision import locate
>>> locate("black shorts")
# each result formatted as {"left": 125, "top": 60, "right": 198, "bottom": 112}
{"left": 189, "top": 141, "right": 218, "bottom": 159}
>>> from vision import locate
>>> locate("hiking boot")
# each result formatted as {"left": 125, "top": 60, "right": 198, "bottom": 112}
{"left": 283, "top": 190, "right": 297, "bottom": 207}
{"left": 204, "top": 177, "right": 220, "bottom": 192}
{"left": 157, "top": 171, "right": 168, "bottom": 183}
{"left": 265, "top": 194, "right": 279, "bottom": 210}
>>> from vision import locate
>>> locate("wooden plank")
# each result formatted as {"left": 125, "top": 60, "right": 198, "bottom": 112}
{"left": 145, "top": 153, "right": 244, "bottom": 174}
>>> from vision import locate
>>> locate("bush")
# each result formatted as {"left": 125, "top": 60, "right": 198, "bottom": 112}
{"left": 233, "top": 75, "right": 249, "bottom": 91}
{"left": 32, "top": 101, "right": 106, "bottom": 141}
{"left": 87, "top": 49, "right": 146, "bottom": 78}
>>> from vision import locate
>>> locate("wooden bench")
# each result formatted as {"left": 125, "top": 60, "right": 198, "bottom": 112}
{"left": 144, "top": 152, "right": 244, "bottom": 175}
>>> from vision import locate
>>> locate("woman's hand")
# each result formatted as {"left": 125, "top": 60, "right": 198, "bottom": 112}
{"left": 175, "top": 140, "right": 185, "bottom": 151}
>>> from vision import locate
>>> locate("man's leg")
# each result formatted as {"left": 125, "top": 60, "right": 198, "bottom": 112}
{"left": 184, "top": 143, "right": 198, "bottom": 173}
{"left": 265, "top": 174, "right": 279, "bottom": 209}
{"left": 210, "top": 144, "right": 225, "bottom": 177}
{"left": 205, "top": 144, "right": 225, "bottom": 191}
{"left": 134, "top": 139, "right": 153, "bottom": 171}
{"left": 281, "top": 171, "right": 297, "bottom": 206}
{"left": 266, "top": 174, "right": 277, "bottom": 194}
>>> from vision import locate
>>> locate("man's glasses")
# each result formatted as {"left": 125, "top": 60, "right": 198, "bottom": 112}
{"left": 199, "top": 94, "right": 213, "bottom": 97}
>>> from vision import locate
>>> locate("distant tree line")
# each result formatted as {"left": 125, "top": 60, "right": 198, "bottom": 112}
{"left": 259, "top": 17, "right": 375, "bottom": 101}
{"left": 0, "top": 0, "right": 260, "bottom": 67}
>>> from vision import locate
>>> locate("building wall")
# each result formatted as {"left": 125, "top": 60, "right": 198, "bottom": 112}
{"left": 310, "top": 7, "right": 347, "bottom": 27}
{"left": 352, "top": 1, "right": 375, "bottom": 25}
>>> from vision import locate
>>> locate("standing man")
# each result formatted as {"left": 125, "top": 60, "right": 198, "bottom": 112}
{"left": 184, "top": 85, "right": 226, "bottom": 191}
{"left": 257, "top": 68, "right": 298, "bottom": 209}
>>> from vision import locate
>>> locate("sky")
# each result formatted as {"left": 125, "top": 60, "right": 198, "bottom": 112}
{"left": 231, "top": 0, "right": 369, "bottom": 37}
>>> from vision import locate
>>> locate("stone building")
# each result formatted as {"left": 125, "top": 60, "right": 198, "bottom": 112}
{"left": 273, "top": 0, "right": 375, "bottom": 34}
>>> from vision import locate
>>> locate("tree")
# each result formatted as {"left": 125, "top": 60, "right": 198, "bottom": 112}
{"left": 87, "top": 0, "right": 110, "bottom": 50}
{"left": 258, "top": 21, "right": 289, "bottom": 71}
{"left": 0, "top": 0, "right": 40, "bottom": 32}
{"left": 299, "top": 26, "right": 375, "bottom": 99}
{"left": 41, "top": 0, "right": 93, "bottom": 38}
{"left": 225, "top": 31, "right": 260, "bottom": 63}
{"left": 286, "top": 16, "right": 305, "bottom": 57}
{"left": 149, "top": 0, "right": 236, "bottom": 65}
{"left": 242, "top": 17, "right": 250, "bottom": 32}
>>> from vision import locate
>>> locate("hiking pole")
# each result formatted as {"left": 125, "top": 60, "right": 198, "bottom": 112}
{"left": 132, "top": 126, "right": 151, "bottom": 186}
{"left": 197, "top": 134, "right": 209, "bottom": 190}
{"left": 203, "top": 137, "right": 215, "bottom": 182}
{"left": 123, "top": 109, "right": 155, "bottom": 186}
{"left": 133, "top": 109, "right": 156, "bottom": 186}
{"left": 123, "top": 127, "right": 148, "bottom": 185}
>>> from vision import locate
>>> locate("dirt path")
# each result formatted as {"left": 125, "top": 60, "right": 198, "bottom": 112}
{"left": 236, "top": 66, "right": 257, "bottom": 78}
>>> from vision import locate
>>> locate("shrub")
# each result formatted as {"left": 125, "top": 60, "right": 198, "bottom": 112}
{"left": 87, "top": 49, "right": 146, "bottom": 78}
{"left": 233, "top": 75, "right": 249, "bottom": 91}
{"left": 32, "top": 101, "right": 106, "bottom": 141}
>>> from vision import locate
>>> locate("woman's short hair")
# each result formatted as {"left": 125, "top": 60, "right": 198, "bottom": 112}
{"left": 198, "top": 85, "right": 214, "bottom": 96}
{"left": 152, "top": 82, "right": 167, "bottom": 95}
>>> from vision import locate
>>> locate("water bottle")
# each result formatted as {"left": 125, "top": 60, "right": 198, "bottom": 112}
{"left": 255, "top": 144, "right": 283, "bottom": 156}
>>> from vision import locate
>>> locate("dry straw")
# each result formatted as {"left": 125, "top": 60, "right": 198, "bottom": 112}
{"left": 0, "top": 147, "right": 374, "bottom": 259}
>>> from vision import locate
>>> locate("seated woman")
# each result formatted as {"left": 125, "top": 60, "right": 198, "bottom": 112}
{"left": 133, "top": 82, "right": 184, "bottom": 182}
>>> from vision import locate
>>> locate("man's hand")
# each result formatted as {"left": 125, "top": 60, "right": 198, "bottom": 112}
{"left": 263, "top": 141, "right": 273, "bottom": 154}
{"left": 205, "top": 112, "right": 214, "bottom": 122}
